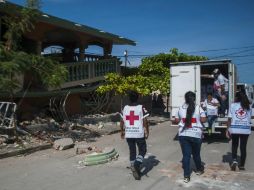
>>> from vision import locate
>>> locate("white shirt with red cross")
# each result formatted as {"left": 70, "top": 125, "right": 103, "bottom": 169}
{"left": 121, "top": 105, "right": 149, "bottom": 138}
{"left": 176, "top": 104, "right": 206, "bottom": 139}
{"left": 228, "top": 102, "right": 252, "bottom": 134}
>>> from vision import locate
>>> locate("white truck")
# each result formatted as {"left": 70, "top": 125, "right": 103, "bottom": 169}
{"left": 170, "top": 59, "right": 237, "bottom": 136}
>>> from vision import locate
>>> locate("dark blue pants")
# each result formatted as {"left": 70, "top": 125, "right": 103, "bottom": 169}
{"left": 126, "top": 138, "right": 147, "bottom": 162}
{"left": 179, "top": 136, "right": 203, "bottom": 177}
{"left": 207, "top": 115, "right": 217, "bottom": 129}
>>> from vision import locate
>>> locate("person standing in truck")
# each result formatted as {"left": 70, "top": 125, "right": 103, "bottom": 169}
{"left": 174, "top": 91, "right": 207, "bottom": 183}
{"left": 226, "top": 91, "right": 254, "bottom": 171}
{"left": 120, "top": 90, "right": 149, "bottom": 180}
{"left": 212, "top": 68, "right": 229, "bottom": 117}
{"left": 202, "top": 68, "right": 229, "bottom": 117}
{"left": 202, "top": 92, "right": 220, "bottom": 135}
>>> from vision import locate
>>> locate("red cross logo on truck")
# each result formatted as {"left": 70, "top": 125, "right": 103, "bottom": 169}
{"left": 235, "top": 108, "right": 247, "bottom": 119}
{"left": 126, "top": 111, "right": 139, "bottom": 125}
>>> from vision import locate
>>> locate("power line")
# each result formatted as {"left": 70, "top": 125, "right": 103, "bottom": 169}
{"left": 184, "top": 45, "right": 254, "bottom": 54}
{"left": 236, "top": 61, "right": 254, "bottom": 66}
{"left": 216, "top": 54, "right": 254, "bottom": 58}
{"left": 211, "top": 48, "right": 254, "bottom": 59}
{"left": 116, "top": 45, "right": 254, "bottom": 58}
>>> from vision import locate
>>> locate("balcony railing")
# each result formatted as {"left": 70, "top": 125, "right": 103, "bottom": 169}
{"left": 61, "top": 58, "right": 120, "bottom": 89}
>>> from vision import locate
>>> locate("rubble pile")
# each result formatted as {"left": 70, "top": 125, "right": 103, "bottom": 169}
{"left": 0, "top": 113, "right": 122, "bottom": 154}
{"left": 71, "top": 113, "right": 121, "bottom": 135}
{"left": 17, "top": 117, "right": 100, "bottom": 143}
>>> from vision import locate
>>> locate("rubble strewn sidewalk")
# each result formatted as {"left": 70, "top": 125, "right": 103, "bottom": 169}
{"left": 0, "top": 112, "right": 170, "bottom": 159}
{"left": 0, "top": 141, "right": 51, "bottom": 159}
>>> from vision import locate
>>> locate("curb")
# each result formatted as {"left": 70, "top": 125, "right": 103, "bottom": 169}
{"left": 0, "top": 143, "right": 52, "bottom": 159}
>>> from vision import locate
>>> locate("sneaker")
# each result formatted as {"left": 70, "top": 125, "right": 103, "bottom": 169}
{"left": 131, "top": 164, "right": 141, "bottom": 180}
{"left": 196, "top": 170, "right": 204, "bottom": 176}
{"left": 238, "top": 166, "right": 245, "bottom": 170}
{"left": 183, "top": 177, "right": 190, "bottom": 183}
{"left": 231, "top": 160, "right": 238, "bottom": 171}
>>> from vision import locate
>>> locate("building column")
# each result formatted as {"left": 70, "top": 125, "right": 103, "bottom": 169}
{"left": 78, "top": 43, "right": 88, "bottom": 62}
{"left": 103, "top": 43, "right": 113, "bottom": 57}
{"left": 79, "top": 45, "right": 85, "bottom": 62}
{"left": 36, "top": 40, "right": 42, "bottom": 55}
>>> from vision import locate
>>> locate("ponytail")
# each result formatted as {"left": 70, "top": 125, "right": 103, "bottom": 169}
{"left": 184, "top": 91, "right": 196, "bottom": 129}
{"left": 235, "top": 91, "right": 250, "bottom": 110}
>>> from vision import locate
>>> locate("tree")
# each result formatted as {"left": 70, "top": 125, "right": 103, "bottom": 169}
{"left": 97, "top": 48, "right": 207, "bottom": 97}
{"left": 0, "top": 0, "right": 68, "bottom": 97}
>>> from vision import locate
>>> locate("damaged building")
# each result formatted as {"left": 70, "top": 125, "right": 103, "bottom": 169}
{"left": 0, "top": 1, "right": 136, "bottom": 122}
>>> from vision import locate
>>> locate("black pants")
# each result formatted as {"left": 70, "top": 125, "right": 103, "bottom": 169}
{"left": 126, "top": 138, "right": 147, "bottom": 162}
{"left": 231, "top": 134, "right": 249, "bottom": 167}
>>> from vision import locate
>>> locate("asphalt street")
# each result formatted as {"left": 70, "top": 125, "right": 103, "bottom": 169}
{"left": 0, "top": 121, "right": 254, "bottom": 190}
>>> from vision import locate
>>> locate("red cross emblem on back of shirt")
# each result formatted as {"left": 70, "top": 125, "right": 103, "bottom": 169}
{"left": 235, "top": 108, "right": 247, "bottom": 119}
{"left": 126, "top": 111, "right": 139, "bottom": 125}
{"left": 238, "top": 109, "right": 245, "bottom": 116}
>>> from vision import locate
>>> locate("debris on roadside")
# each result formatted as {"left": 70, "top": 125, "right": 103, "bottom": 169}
{"left": 74, "top": 141, "right": 101, "bottom": 155}
{"left": 53, "top": 138, "right": 74, "bottom": 150}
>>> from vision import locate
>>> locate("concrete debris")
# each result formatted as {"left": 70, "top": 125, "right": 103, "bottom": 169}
{"left": 53, "top": 138, "right": 74, "bottom": 150}
{"left": 74, "top": 141, "right": 101, "bottom": 154}
{"left": 0, "top": 135, "right": 7, "bottom": 144}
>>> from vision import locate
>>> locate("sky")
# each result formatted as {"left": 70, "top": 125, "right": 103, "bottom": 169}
{"left": 8, "top": 0, "right": 254, "bottom": 84}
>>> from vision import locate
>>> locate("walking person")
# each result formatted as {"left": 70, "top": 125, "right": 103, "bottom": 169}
{"left": 202, "top": 92, "right": 220, "bottom": 135}
{"left": 226, "top": 91, "right": 254, "bottom": 171}
{"left": 174, "top": 91, "right": 207, "bottom": 183}
{"left": 120, "top": 90, "right": 149, "bottom": 180}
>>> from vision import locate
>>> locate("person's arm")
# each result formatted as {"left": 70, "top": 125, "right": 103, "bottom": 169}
{"left": 142, "top": 106, "right": 149, "bottom": 139}
{"left": 119, "top": 110, "right": 125, "bottom": 139}
{"left": 212, "top": 99, "right": 220, "bottom": 107}
{"left": 201, "top": 74, "right": 214, "bottom": 78}
{"left": 120, "top": 120, "right": 125, "bottom": 139}
{"left": 199, "top": 106, "right": 207, "bottom": 123}
{"left": 143, "top": 118, "right": 149, "bottom": 139}
{"left": 226, "top": 118, "right": 232, "bottom": 139}
{"left": 173, "top": 109, "right": 180, "bottom": 124}
{"left": 226, "top": 105, "right": 232, "bottom": 139}
{"left": 174, "top": 117, "right": 180, "bottom": 124}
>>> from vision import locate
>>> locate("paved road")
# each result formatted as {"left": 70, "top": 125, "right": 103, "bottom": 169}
{"left": 0, "top": 121, "right": 254, "bottom": 190}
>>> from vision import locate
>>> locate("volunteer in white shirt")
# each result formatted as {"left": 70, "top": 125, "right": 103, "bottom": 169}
{"left": 174, "top": 91, "right": 207, "bottom": 183}
{"left": 202, "top": 92, "right": 220, "bottom": 135}
{"left": 227, "top": 91, "right": 254, "bottom": 171}
{"left": 212, "top": 68, "right": 229, "bottom": 117}
{"left": 120, "top": 90, "right": 149, "bottom": 180}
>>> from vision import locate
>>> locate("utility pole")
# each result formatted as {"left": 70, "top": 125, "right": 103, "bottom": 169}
{"left": 124, "top": 50, "right": 128, "bottom": 76}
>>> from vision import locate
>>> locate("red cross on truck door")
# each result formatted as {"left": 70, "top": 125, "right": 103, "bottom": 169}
{"left": 126, "top": 111, "right": 139, "bottom": 125}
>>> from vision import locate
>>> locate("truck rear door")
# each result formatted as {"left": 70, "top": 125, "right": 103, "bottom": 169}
{"left": 228, "top": 63, "right": 237, "bottom": 105}
{"left": 170, "top": 64, "right": 201, "bottom": 118}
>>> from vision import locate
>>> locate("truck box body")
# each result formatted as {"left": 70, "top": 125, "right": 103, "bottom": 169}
{"left": 170, "top": 59, "right": 237, "bottom": 132}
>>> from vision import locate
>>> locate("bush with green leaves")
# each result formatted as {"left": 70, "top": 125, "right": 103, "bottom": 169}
{"left": 97, "top": 48, "right": 207, "bottom": 96}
